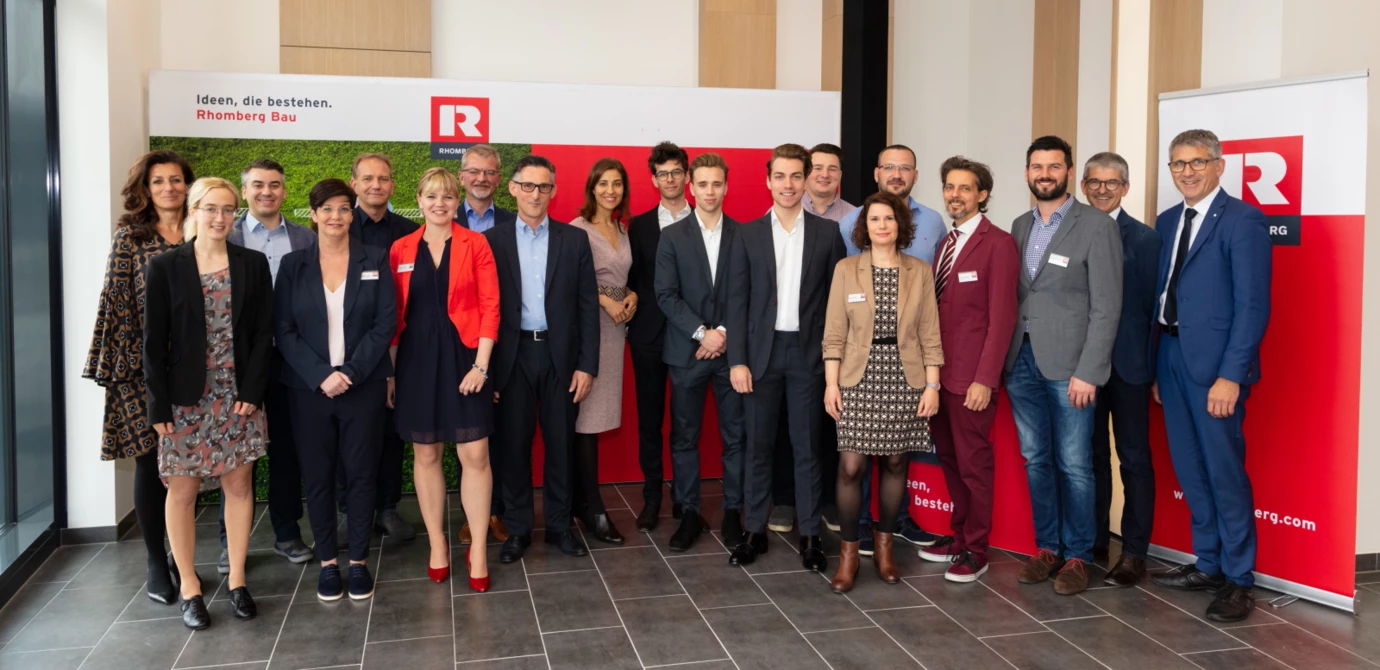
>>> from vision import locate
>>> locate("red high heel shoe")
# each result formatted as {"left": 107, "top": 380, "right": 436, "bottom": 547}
{"left": 465, "top": 543, "right": 490, "bottom": 593}
{"left": 428, "top": 540, "right": 450, "bottom": 583}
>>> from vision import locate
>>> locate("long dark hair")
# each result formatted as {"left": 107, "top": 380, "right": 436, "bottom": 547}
{"left": 578, "top": 158, "right": 631, "bottom": 226}
{"left": 118, "top": 150, "right": 195, "bottom": 244}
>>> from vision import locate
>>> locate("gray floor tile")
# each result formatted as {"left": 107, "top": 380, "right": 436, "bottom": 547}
{"left": 1226, "top": 623, "right": 1377, "bottom": 669}
{"left": 527, "top": 570, "right": 619, "bottom": 633}
{"left": 1183, "top": 647, "right": 1293, "bottom": 670}
{"left": 614, "top": 595, "right": 725, "bottom": 667}
{"left": 979, "top": 559, "right": 1105, "bottom": 622}
{"left": 166, "top": 523, "right": 235, "bottom": 566}
{"left": 368, "top": 578, "right": 455, "bottom": 643}
{"left": 753, "top": 571, "right": 870, "bottom": 634}
{"left": 25, "top": 544, "right": 105, "bottom": 583}
{"left": 739, "top": 531, "right": 809, "bottom": 576}
{"left": 905, "top": 576, "right": 1045, "bottom": 638}
{"left": 592, "top": 547, "right": 682, "bottom": 600}
{"left": 0, "top": 581, "right": 65, "bottom": 643}
{"left": 1081, "top": 584, "right": 1242, "bottom": 653}
{"left": 1045, "top": 615, "right": 1199, "bottom": 669}
{"left": 837, "top": 572, "right": 932, "bottom": 612}
{"left": 805, "top": 625, "right": 922, "bottom": 667}
{"left": 982, "top": 631, "right": 1105, "bottom": 670}
{"left": 363, "top": 633, "right": 453, "bottom": 670}
{"left": 269, "top": 590, "right": 371, "bottom": 668}
{"left": 79, "top": 618, "right": 191, "bottom": 670}
{"left": 587, "top": 509, "right": 652, "bottom": 549}
{"left": 173, "top": 595, "right": 289, "bottom": 668}
{"left": 519, "top": 530, "right": 595, "bottom": 575}
{"left": 868, "top": 606, "right": 1012, "bottom": 670}
{"left": 210, "top": 551, "right": 305, "bottom": 600}
{"left": 542, "top": 626, "right": 640, "bottom": 670}
{"left": 1357, "top": 572, "right": 1380, "bottom": 585}
{"left": 69, "top": 542, "right": 153, "bottom": 589}
{"left": 666, "top": 553, "right": 768, "bottom": 610}
{"left": 451, "top": 543, "right": 526, "bottom": 596}
{"left": 452, "top": 590, "right": 544, "bottom": 663}
{"left": 451, "top": 655, "right": 548, "bottom": 669}
{"left": 115, "top": 584, "right": 192, "bottom": 623}
{"left": 1249, "top": 588, "right": 1380, "bottom": 663}
{"left": 3, "top": 583, "right": 138, "bottom": 652}
{"left": 702, "top": 603, "right": 828, "bottom": 670}
{"left": 1141, "top": 579, "right": 1286, "bottom": 628}
{"left": 0, "top": 647, "right": 91, "bottom": 670}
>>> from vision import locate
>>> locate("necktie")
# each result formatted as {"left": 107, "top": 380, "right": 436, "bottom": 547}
{"left": 933, "top": 229, "right": 960, "bottom": 300}
{"left": 1163, "top": 207, "right": 1198, "bottom": 325}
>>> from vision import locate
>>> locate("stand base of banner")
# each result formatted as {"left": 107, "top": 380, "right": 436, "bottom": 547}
{"left": 1148, "top": 544, "right": 1355, "bottom": 613}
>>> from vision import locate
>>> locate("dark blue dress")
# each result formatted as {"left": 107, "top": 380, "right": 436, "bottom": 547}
{"left": 393, "top": 239, "right": 493, "bottom": 444}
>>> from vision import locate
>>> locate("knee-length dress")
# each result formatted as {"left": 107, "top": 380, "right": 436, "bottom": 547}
{"left": 837, "top": 266, "right": 932, "bottom": 455}
{"left": 158, "top": 268, "right": 267, "bottom": 491}
{"left": 394, "top": 239, "right": 494, "bottom": 444}
{"left": 570, "top": 218, "right": 631, "bottom": 434}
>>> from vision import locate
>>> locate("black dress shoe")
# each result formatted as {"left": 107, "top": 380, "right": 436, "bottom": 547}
{"left": 721, "top": 509, "right": 744, "bottom": 546}
{"left": 228, "top": 586, "right": 257, "bottom": 620}
{"left": 584, "top": 513, "right": 625, "bottom": 545}
{"left": 729, "top": 532, "right": 769, "bottom": 566}
{"left": 668, "top": 514, "right": 705, "bottom": 552}
{"left": 1104, "top": 555, "right": 1147, "bottom": 587}
{"left": 147, "top": 556, "right": 176, "bottom": 605}
{"left": 636, "top": 504, "right": 660, "bottom": 533}
{"left": 1151, "top": 565, "right": 1226, "bottom": 591}
{"left": 800, "top": 536, "right": 827, "bottom": 572}
{"left": 545, "top": 531, "right": 588, "bottom": 557}
{"left": 499, "top": 535, "right": 531, "bottom": 564}
{"left": 1206, "top": 582, "right": 1255, "bottom": 622}
{"left": 180, "top": 595, "right": 211, "bottom": 630}
{"left": 672, "top": 502, "right": 684, "bottom": 520}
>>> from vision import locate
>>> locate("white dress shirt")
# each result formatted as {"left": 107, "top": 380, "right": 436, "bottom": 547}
{"left": 1107, "top": 206, "right": 1123, "bottom": 222}
{"left": 1158, "top": 185, "right": 1221, "bottom": 325}
{"left": 325, "top": 281, "right": 347, "bottom": 367}
{"left": 770, "top": 207, "right": 805, "bottom": 332}
{"left": 696, "top": 210, "right": 724, "bottom": 283}
{"left": 658, "top": 202, "right": 692, "bottom": 229}
{"left": 948, "top": 213, "right": 984, "bottom": 262}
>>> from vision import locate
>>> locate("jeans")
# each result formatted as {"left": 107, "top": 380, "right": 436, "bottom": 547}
{"left": 1005, "top": 341, "right": 1097, "bottom": 562}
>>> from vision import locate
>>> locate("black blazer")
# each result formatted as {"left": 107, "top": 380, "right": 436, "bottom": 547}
{"left": 143, "top": 242, "right": 274, "bottom": 424}
{"left": 455, "top": 204, "right": 517, "bottom": 231}
{"left": 726, "top": 211, "right": 845, "bottom": 380}
{"left": 626, "top": 207, "right": 666, "bottom": 346}
{"left": 484, "top": 217, "right": 600, "bottom": 391}
{"left": 655, "top": 213, "right": 740, "bottom": 368}
{"left": 1111, "top": 208, "right": 1164, "bottom": 385}
{"left": 274, "top": 240, "right": 398, "bottom": 391}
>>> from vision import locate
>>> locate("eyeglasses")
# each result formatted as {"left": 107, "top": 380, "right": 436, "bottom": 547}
{"left": 512, "top": 181, "right": 555, "bottom": 194}
{"left": 655, "top": 169, "right": 685, "bottom": 181}
{"left": 461, "top": 168, "right": 501, "bottom": 179}
{"left": 1168, "top": 158, "right": 1217, "bottom": 173}
{"left": 1083, "top": 179, "right": 1125, "bottom": 191}
{"left": 197, "top": 206, "right": 238, "bottom": 218}
{"left": 878, "top": 164, "right": 915, "bottom": 174}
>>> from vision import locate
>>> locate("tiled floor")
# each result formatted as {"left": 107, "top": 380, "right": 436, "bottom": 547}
{"left": 1, "top": 483, "right": 1378, "bottom": 669}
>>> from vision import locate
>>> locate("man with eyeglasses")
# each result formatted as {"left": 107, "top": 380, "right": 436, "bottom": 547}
{"left": 223, "top": 158, "right": 317, "bottom": 570}
{"left": 1149, "top": 130, "right": 1271, "bottom": 624}
{"left": 627, "top": 141, "right": 692, "bottom": 531}
{"left": 1078, "top": 152, "right": 1161, "bottom": 587}
{"left": 803, "top": 143, "right": 855, "bottom": 221}
{"left": 455, "top": 144, "right": 516, "bottom": 233}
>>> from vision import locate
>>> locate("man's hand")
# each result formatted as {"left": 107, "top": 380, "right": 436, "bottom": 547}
{"left": 1067, "top": 376, "right": 1097, "bottom": 410}
{"left": 964, "top": 382, "right": 993, "bottom": 412}
{"left": 694, "top": 345, "right": 721, "bottom": 360}
{"left": 1151, "top": 381, "right": 1160, "bottom": 405}
{"left": 701, "top": 329, "right": 727, "bottom": 355}
{"left": 730, "top": 365, "right": 753, "bottom": 394}
{"left": 570, "top": 370, "right": 594, "bottom": 403}
{"left": 1207, "top": 377, "right": 1240, "bottom": 418}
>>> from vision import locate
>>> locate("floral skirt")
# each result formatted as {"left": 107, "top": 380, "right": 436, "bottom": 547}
{"left": 158, "top": 368, "right": 267, "bottom": 492}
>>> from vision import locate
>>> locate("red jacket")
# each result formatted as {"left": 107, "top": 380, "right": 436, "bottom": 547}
{"left": 390, "top": 222, "right": 500, "bottom": 348}
{"left": 935, "top": 216, "right": 1020, "bottom": 391}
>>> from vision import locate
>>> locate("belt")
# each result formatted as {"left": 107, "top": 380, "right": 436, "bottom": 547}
{"left": 1159, "top": 324, "right": 1179, "bottom": 337}
{"left": 872, "top": 336, "right": 897, "bottom": 345}
{"left": 518, "top": 329, "right": 548, "bottom": 342}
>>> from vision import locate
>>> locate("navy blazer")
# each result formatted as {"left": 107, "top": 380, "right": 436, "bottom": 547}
{"left": 1110, "top": 209, "right": 1163, "bottom": 385}
{"left": 626, "top": 207, "right": 667, "bottom": 346}
{"left": 274, "top": 240, "right": 397, "bottom": 390}
{"left": 654, "top": 213, "right": 740, "bottom": 368}
{"left": 1155, "top": 189, "right": 1272, "bottom": 387}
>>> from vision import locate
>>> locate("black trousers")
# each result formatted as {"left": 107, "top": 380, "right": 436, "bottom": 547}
{"left": 336, "top": 406, "right": 405, "bottom": 515}
{"left": 291, "top": 381, "right": 386, "bottom": 562}
{"left": 1092, "top": 370, "right": 1156, "bottom": 558}
{"left": 772, "top": 412, "right": 837, "bottom": 511}
{"left": 743, "top": 333, "right": 823, "bottom": 535}
{"left": 669, "top": 357, "right": 745, "bottom": 514}
{"left": 629, "top": 336, "right": 669, "bottom": 507}
{"left": 496, "top": 339, "right": 576, "bottom": 537}
{"left": 221, "top": 351, "right": 302, "bottom": 548}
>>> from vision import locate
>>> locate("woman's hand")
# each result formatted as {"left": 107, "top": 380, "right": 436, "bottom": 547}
{"left": 387, "top": 377, "right": 396, "bottom": 409}
{"left": 621, "top": 291, "right": 639, "bottom": 322}
{"left": 232, "top": 401, "right": 258, "bottom": 417}
{"left": 599, "top": 295, "right": 627, "bottom": 323}
{"left": 153, "top": 422, "right": 174, "bottom": 437}
{"left": 917, "top": 387, "right": 940, "bottom": 418}
{"left": 319, "top": 371, "right": 352, "bottom": 398}
{"left": 459, "top": 367, "right": 487, "bottom": 395}
{"left": 824, "top": 384, "right": 843, "bottom": 420}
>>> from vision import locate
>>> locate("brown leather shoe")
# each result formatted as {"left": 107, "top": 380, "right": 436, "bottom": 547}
{"left": 1104, "top": 554, "right": 1147, "bottom": 587}
{"left": 457, "top": 521, "right": 473, "bottom": 545}
{"left": 1018, "top": 549, "right": 1066, "bottom": 584}
{"left": 831, "top": 540, "right": 860, "bottom": 593}
{"left": 1053, "top": 558, "right": 1090, "bottom": 595}
{"left": 873, "top": 531, "right": 900, "bottom": 584}
{"left": 489, "top": 516, "right": 509, "bottom": 543}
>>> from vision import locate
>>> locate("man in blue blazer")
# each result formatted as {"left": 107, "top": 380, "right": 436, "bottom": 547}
{"left": 1080, "top": 152, "right": 1162, "bottom": 588}
{"left": 1149, "top": 130, "right": 1272, "bottom": 623}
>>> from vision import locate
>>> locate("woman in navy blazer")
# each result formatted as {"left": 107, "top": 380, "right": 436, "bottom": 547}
{"left": 275, "top": 179, "right": 397, "bottom": 602}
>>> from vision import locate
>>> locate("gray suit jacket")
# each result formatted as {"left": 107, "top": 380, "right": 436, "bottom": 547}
{"left": 228, "top": 213, "right": 316, "bottom": 250}
{"left": 1004, "top": 198, "right": 1123, "bottom": 385}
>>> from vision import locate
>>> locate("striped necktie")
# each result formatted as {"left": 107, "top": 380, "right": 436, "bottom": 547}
{"left": 934, "top": 229, "right": 961, "bottom": 300}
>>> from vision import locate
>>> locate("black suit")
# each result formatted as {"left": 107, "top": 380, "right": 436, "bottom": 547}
{"left": 655, "top": 213, "right": 745, "bottom": 515}
{"left": 485, "top": 217, "right": 600, "bottom": 536}
{"left": 626, "top": 207, "right": 671, "bottom": 507}
{"left": 275, "top": 241, "right": 397, "bottom": 561}
{"left": 726, "top": 211, "right": 845, "bottom": 536}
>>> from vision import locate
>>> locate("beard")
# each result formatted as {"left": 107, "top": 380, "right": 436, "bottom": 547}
{"left": 1027, "top": 176, "right": 1069, "bottom": 202}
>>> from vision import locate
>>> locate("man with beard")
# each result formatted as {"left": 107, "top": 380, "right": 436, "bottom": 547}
{"left": 1006, "top": 136, "right": 1122, "bottom": 596}
{"left": 456, "top": 144, "right": 517, "bottom": 234}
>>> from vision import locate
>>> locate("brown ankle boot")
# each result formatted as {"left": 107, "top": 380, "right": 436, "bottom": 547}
{"left": 831, "top": 540, "right": 860, "bottom": 593}
{"left": 874, "top": 530, "right": 900, "bottom": 584}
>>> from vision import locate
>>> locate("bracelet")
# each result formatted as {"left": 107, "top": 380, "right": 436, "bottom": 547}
{"left": 472, "top": 364, "right": 488, "bottom": 380}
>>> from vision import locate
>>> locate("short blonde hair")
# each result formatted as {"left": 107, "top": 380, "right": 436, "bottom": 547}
{"left": 184, "top": 176, "right": 238, "bottom": 240}
{"left": 416, "top": 166, "right": 460, "bottom": 198}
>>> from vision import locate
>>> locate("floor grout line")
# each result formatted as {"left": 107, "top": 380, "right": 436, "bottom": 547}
{"left": 455, "top": 653, "right": 547, "bottom": 665}
{"left": 263, "top": 543, "right": 309, "bottom": 670}
{"left": 541, "top": 624, "right": 626, "bottom": 635}
{"left": 861, "top": 604, "right": 936, "bottom": 613}
{"left": 643, "top": 659, "right": 735, "bottom": 669}
{"left": 838, "top": 568, "right": 934, "bottom": 670}
{"left": 972, "top": 578, "right": 1097, "bottom": 670}
{"left": 736, "top": 549, "right": 837, "bottom": 669}
{"left": 0, "top": 644, "right": 96, "bottom": 655}
{"left": 576, "top": 521, "right": 649, "bottom": 668}
{"left": 611, "top": 592, "right": 689, "bottom": 603}
{"left": 977, "top": 629, "right": 1057, "bottom": 640}
{"left": 1179, "top": 646, "right": 1256, "bottom": 655}
{"left": 697, "top": 602, "right": 773, "bottom": 612}
{"left": 519, "top": 545, "right": 555, "bottom": 670}
{"left": 4, "top": 544, "right": 109, "bottom": 648}
{"left": 524, "top": 568, "right": 599, "bottom": 577}
{"left": 1126, "top": 584, "right": 1299, "bottom": 670}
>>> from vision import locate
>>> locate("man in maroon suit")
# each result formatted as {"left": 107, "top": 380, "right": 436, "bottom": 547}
{"left": 919, "top": 156, "right": 1020, "bottom": 582}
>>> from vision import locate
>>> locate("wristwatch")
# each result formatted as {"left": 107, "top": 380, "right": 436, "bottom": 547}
{"left": 926, "top": 382, "right": 941, "bottom": 391}
{"left": 693, "top": 325, "right": 707, "bottom": 342}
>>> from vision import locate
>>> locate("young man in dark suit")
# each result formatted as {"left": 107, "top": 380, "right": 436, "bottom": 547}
{"left": 726, "top": 143, "right": 846, "bottom": 570}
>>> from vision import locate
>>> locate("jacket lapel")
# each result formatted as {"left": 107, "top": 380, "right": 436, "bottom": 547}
{"left": 799, "top": 215, "right": 818, "bottom": 295}
{"left": 896, "top": 255, "right": 913, "bottom": 326}
{"left": 544, "top": 220, "right": 562, "bottom": 294}
{"left": 1184, "top": 189, "right": 1228, "bottom": 266}
{"left": 342, "top": 240, "right": 365, "bottom": 320}
{"left": 494, "top": 221, "right": 521, "bottom": 296}
{"left": 229, "top": 244, "right": 246, "bottom": 326}
{"left": 1030, "top": 200, "right": 1078, "bottom": 283}
{"left": 714, "top": 218, "right": 736, "bottom": 293}
{"left": 300, "top": 244, "right": 329, "bottom": 325}
{"left": 683, "top": 217, "right": 714, "bottom": 290}
{"left": 1013, "top": 214, "right": 1033, "bottom": 288}
{"left": 174, "top": 243, "right": 199, "bottom": 307}
{"left": 953, "top": 216, "right": 990, "bottom": 272}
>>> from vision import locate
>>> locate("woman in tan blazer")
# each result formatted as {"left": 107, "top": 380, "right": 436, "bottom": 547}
{"left": 822, "top": 190, "right": 944, "bottom": 593}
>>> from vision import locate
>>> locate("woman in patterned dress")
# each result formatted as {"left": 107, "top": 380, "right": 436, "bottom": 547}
{"left": 821, "top": 191, "right": 944, "bottom": 593}
{"left": 568, "top": 158, "right": 635, "bottom": 545}
{"left": 144, "top": 177, "right": 275, "bottom": 629}
{"left": 84, "top": 150, "right": 193, "bottom": 606}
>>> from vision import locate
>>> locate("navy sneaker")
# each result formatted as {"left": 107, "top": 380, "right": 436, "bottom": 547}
{"left": 317, "top": 564, "right": 343, "bottom": 601}
{"left": 348, "top": 563, "right": 374, "bottom": 600}
{"left": 858, "top": 522, "right": 875, "bottom": 556}
{"left": 896, "top": 516, "right": 939, "bottom": 547}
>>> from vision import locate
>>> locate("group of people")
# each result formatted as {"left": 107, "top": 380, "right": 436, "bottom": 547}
{"left": 84, "top": 127, "right": 1271, "bottom": 632}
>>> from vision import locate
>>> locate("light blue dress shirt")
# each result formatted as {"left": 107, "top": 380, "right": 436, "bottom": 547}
{"left": 465, "top": 200, "right": 497, "bottom": 234}
{"left": 515, "top": 217, "right": 550, "bottom": 330}
{"left": 242, "top": 213, "right": 294, "bottom": 284}
{"left": 838, "top": 195, "right": 947, "bottom": 264}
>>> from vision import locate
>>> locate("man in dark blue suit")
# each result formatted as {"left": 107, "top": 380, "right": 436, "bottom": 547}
{"left": 1149, "top": 130, "right": 1272, "bottom": 623}
{"left": 1080, "top": 152, "right": 1162, "bottom": 587}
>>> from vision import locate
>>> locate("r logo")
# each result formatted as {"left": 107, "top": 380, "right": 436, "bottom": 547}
{"left": 1220, "top": 136, "right": 1303, "bottom": 245}
{"left": 429, "top": 96, "right": 490, "bottom": 159}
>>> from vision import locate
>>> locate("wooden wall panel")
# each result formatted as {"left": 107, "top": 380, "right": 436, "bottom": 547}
{"left": 280, "top": 47, "right": 431, "bottom": 78}
{"left": 1032, "top": 0, "right": 1082, "bottom": 158}
{"left": 822, "top": 0, "right": 843, "bottom": 91}
{"left": 699, "top": 0, "right": 777, "bottom": 89}
{"left": 280, "top": 0, "right": 430, "bottom": 52}
{"left": 1143, "top": 0, "right": 1202, "bottom": 222}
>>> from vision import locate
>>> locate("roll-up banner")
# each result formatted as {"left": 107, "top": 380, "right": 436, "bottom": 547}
{"left": 149, "top": 70, "right": 841, "bottom": 484}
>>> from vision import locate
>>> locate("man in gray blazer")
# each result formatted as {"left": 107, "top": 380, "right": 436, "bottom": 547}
{"left": 1006, "top": 136, "right": 1122, "bottom": 596}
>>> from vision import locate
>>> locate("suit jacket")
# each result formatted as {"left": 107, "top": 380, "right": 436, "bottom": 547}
{"left": 228, "top": 213, "right": 316, "bottom": 250}
{"left": 932, "top": 217, "right": 1020, "bottom": 391}
{"left": 143, "top": 242, "right": 275, "bottom": 423}
{"left": 484, "top": 217, "right": 600, "bottom": 391}
{"left": 274, "top": 240, "right": 397, "bottom": 390}
{"left": 455, "top": 204, "right": 517, "bottom": 231}
{"left": 390, "top": 223, "right": 500, "bottom": 348}
{"left": 1155, "top": 189, "right": 1271, "bottom": 387}
{"left": 726, "top": 211, "right": 846, "bottom": 380}
{"left": 654, "top": 213, "right": 739, "bottom": 368}
{"left": 626, "top": 207, "right": 667, "bottom": 346}
{"left": 1005, "top": 198, "right": 1123, "bottom": 385}
{"left": 1111, "top": 209, "right": 1164, "bottom": 385}
{"left": 822, "top": 251, "right": 944, "bottom": 388}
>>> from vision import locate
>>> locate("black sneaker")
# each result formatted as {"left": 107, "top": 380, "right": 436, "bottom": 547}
{"left": 1151, "top": 564, "right": 1226, "bottom": 592}
{"left": 317, "top": 564, "right": 344, "bottom": 602}
{"left": 896, "top": 517, "right": 940, "bottom": 547}
{"left": 1206, "top": 581, "right": 1255, "bottom": 622}
{"left": 348, "top": 563, "right": 375, "bottom": 600}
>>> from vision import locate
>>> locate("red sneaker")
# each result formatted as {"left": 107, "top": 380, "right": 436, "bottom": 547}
{"left": 918, "top": 536, "right": 962, "bottom": 562}
{"left": 945, "top": 551, "right": 989, "bottom": 583}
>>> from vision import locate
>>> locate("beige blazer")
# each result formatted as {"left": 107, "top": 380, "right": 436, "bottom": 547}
{"left": 822, "top": 250, "right": 944, "bottom": 388}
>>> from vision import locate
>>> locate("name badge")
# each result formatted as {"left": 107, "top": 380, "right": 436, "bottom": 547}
{"left": 1049, "top": 254, "right": 1070, "bottom": 268}
{"left": 397, "top": 263, "right": 415, "bottom": 273}
{"left": 361, "top": 271, "right": 379, "bottom": 281}
{"left": 958, "top": 271, "right": 978, "bottom": 283}
{"left": 847, "top": 293, "right": 866, "bottom": 303}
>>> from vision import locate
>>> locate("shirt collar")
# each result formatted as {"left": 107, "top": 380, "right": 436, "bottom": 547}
{"left": 1108, "top": 206, "right": 1123, "bottom": 221}
{"left": 246, "top": 211, "right": 285, "bottom": 234}
{"left": 465, "top": 199, "right": 495, "bottom": 220}
{"left": 1031, "top": 194, "right": 1074, "bottom": 225}
{"left": 695, "top": 210, "right": 722, "bottom": 234}
{"left": 659, "top": 202, "right": 691, "bottom": 220}
{"left": 953, "top": 214, "right": 982, "bottom": 236}
{"left": 769, "top": 207, "right": 804, "bottom": 233}
{"left": 1183, "top": 186, "right": 1222, "bottom": 214}
{"left": 802, "top": 191, "right": 833, "bottom": 215}
{"left": 517, "top": 216, "right": 549, "bottom": 236}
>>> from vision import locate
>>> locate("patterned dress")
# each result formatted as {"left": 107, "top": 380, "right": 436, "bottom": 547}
{"left": 570, "top": 217, "right": 631, "bottom": 434}
{"left": 157, "top": 268, "right": 267, "bottom": 491}
{"left": 837, "top": 267, "right": 932, "bottom": 455}
{"left": 84, "top": 226, "right": 180, "bottom": 460}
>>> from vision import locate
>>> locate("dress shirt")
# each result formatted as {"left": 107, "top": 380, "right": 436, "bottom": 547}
{"left": 802, "top": 192, "right": 856, "bottom": 222}
{"left": 1024, "top": 194, "right": 1075, "bottom": 280}
{"left": 243, "top": 213, "right": 294, "bottom": 284}
{"left": 769, "top": 207, "right": 805, "bottom": 332}
{"left": 948, "top": 213, "right": 984, "bottom": 262}
{"left": 839, "top": 195, "right": 946, "bottom": 263}
{"left": 351, "top": 205, "right": 417, "bottom": 251}
{"left": 1108, "top": 206, "right": 1123, "bottom": 222}
{"left": 465, "top": 200, "right": 497, "bottom": 234}
{"left": 515, "top": 217, "right": 550, "bottom": 330}
{"left": 1158, "top": 185, "right": 1220, "bottom": 325}
{"left": 696, "top": 210, "right": 725, "bottom": 283}
{"left": 325, "top": 281, "right": 346, "bottom": 366}
{"left": 658, "top": 202, "right": 692, "bottom": 229}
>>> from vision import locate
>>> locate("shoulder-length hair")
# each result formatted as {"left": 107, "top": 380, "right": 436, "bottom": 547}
{"left": 578, "top": 158, "right": 631, "bottom": 226}
{"left": 852, "top": 191, "right": 915, "bottom": 252}
{"left": 118, "top": 150, "right": 194, "bottom": 244}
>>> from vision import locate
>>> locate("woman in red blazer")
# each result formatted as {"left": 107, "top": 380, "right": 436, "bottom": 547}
{"left": 391, "top": 167, "right": 500, "bottom": 592}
